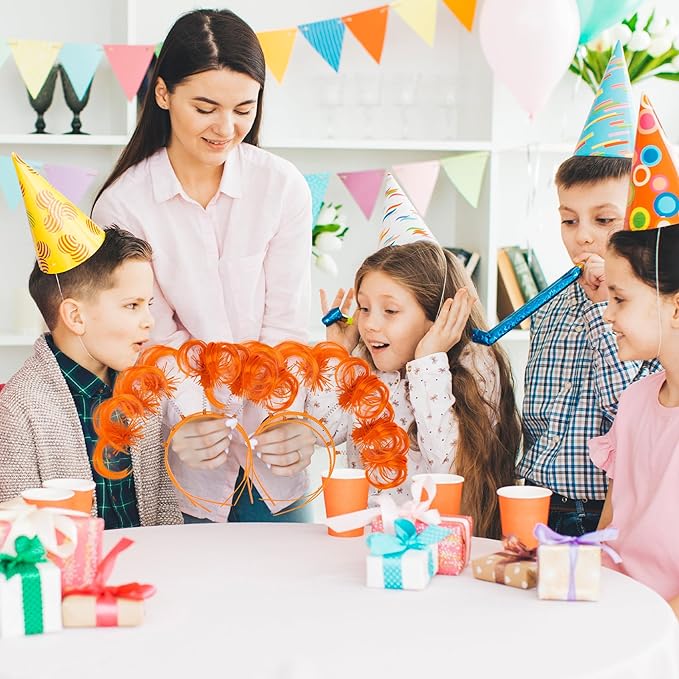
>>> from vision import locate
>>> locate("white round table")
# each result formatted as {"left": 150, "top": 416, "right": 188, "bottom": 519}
{"left": 1, "top": 524, "right": 678, "bottom": 679}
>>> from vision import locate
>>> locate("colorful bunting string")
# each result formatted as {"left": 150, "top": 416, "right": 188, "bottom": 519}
{"left": 299, "top": 18, "right": 346, "bottom": 73}
{"left": 103, "top": 44, "right": 155, "bottom": 101}
{"left": 342, "top": 6, "right": 390, "bottom": 65}
{"left": 58, "top": 43, "right": 104, "bottom": 101}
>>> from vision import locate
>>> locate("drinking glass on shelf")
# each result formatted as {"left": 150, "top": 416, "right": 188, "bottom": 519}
{"left": 436, "top": 75, "right": 458, "bottom": 140}
{"left": 397, "top": 72, "right": 420, "bottom": 139}
{"left": 26, "top": 65, "right": 58, "bottom": 134}
{"left": 355, "top": 73, "right": 382, "bottom": 139}
{"left": 316, "top": 74, "right": 345, "bottom": 139}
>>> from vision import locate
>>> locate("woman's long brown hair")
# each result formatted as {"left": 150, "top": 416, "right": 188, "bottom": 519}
{"left": 355, "top": 241, "right": 522, "bottom": 538}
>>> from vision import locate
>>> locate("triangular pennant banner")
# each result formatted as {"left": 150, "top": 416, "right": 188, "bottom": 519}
{"left": 442, "top": 0, "right": 477, "bottom": 32}
{"left": 103, "top": 44, "right": 155, "bottom": 101}
{"left": 58, "top": 43, "right": 104, "bottom": 101}
{"left": 0, "top": 156, "right": 42, "bottom": 210}
{"left": 9, "top": 40, "right": 62, "bottom": 99}
{"left": 257, "top": 29, "right": 297, "bottom": 84}
{"left": 305, "top": 173, "right": 331, "bottom": 226}
{"left": 43, "top": 164, "right": 98, "bottom": 206}
{"left": 440, "top": 152, "right": 489, "bottom": 208}
{"left": 338, "top": 169, "right": 385, "bottom": 218}
{"left": 391, "top": 0, "right": 438, "bottom": 47}
{"left": 299, "top": 18, "right": 346, "bottom": 72}
{"left": 392, "top": 160, "right": 440, "bottom": 216}
{"left": 154, "top": 42, "right": 163, "bottom": 58}
{"left": 342, "top": 6, "right": 389, "bottom": 64}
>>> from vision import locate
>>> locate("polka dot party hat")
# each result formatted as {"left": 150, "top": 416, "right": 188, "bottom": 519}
{"left": 624, "top": 95, "right": 679, "bottom": 232}
{"left": 12, "top": 153, "right": 105, "bottom": 274}
{"left": 574, "top": 41, "right": 634, "bottom": 158}
{"left": 379, "top": 173, "right": 437, "bottom": 248}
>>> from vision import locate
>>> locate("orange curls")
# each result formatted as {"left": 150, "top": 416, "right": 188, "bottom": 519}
{"left": 137, "top": 344, "right": 177, "bottom": 367}
{"left": 240, "top": 342, "right": 298, "bottom": 411}
{"left": 113, "top": 365, "right": 176, "bottom": 411}
{"left": 335, "top": 358, "right": 390, "bottom": 420}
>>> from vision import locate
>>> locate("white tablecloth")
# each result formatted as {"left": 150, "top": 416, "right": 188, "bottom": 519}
{"left": 1, "top": 524, "right": 678, "bottom": 679}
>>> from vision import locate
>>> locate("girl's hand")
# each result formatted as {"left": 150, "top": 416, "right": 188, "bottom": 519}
{"left": 320, "top": 288, "right": 360, "bottom": 354}
{"left": 415, "top": 288, "right": 474, "bottom": 359}
{"left": 579, "top": 253, "right": 608, "bottom": 303}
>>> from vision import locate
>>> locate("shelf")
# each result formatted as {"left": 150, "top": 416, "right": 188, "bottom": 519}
{"left": 261, "top": 138, "right": 493, "bottom": 152}
{"left": 0, "top": 134, "right": 130, "bottom": 146}
{"left": 0, "top": 335, "right": 37, "bottom": 347}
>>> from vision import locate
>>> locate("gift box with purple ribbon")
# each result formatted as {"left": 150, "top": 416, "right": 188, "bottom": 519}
{"left": 534, "top": 523, "right": 621, "bottom": 602}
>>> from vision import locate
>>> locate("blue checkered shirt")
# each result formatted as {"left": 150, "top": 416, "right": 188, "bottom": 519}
{"left": 517, "top": 282, "right": 659, "bottom": 500}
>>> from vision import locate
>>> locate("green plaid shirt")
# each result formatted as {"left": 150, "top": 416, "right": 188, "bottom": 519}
{"left": 46, "top": 335, "right": 140, "bottom": 529}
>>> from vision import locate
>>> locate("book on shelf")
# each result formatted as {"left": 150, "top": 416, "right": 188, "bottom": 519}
{"left": 521, "top": 247, "right": 548, "bottom": 291}
{"left": 503, "top": 246, "right": 539, "bottom": 301}
{"left": 445, "top": 247, "right": 480, "bottom": 277}
{"left": 496, "top": 248, "right": 530, "bottom": 330}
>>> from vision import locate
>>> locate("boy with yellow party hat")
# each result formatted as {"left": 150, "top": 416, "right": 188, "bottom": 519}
{"left": 0, "top": 154, "right": 181, "bottom": 528}
{"left": 518, "top": 42, "right": 660, "bottom": 536}
{"left": 590, "top": 94, "right": 679, "bottom": 617}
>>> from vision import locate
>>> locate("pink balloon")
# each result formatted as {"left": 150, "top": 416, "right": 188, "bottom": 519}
{"left": 480, "top": 0, "right": 580, "bottom": 118}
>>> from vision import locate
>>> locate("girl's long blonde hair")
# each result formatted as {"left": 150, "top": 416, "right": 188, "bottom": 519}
{"left": 355, "top": 241, "right": 521, "bottom": 538}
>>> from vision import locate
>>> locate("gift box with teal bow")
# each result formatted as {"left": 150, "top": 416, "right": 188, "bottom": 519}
{"left": 366, "top": 518, "right": 452, "bottom": 590}
{"left": 0, "top": 535, "right": 62, "bottom": 637}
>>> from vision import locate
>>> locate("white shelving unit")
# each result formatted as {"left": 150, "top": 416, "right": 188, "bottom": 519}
{"left": 1, "top": 0, "right": 679, "bottom": 386}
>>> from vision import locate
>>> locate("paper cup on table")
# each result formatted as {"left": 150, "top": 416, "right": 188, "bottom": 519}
{"left": 412, "top": 473, "right": 464, "bottom": 516}
{"left": 21, "top": 487, "right": 77, "bottom": 511}
{"left": 43, "top": 479, "right": 95, "bottom": 514}
{"left": 322, "top": 469, "right": 369, "bottom": 538}
{"left": 497, "top": 485, "right": 552, "bottom": 550}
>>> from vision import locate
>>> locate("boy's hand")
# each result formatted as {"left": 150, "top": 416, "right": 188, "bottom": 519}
{"left": 169, "top": 415, "right": 233, "bottom": 470}
{"left": 579, "top": 254, "right": 608, "bottom": 303}
{"left": 320, "top": 288, "right": 360, "bottom": 354}
{"left": 415, "top": 288, "right": 474, "bottom": 359}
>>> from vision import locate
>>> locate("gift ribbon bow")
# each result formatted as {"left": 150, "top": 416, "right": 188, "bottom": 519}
{"left": 367, "top": 518, "right": 451, "bottom": 557}
{"left": 326, "top": 477, "right": 441, "bottom": 534}
{"left": 534, "top": 523, "right": 621, "bottom": 601}
{"left": 0, "top": 536, "right": 47, "bottom": 635}
{"left": 494, "top": 535, "right": 537, "bottom": 584}
{"left": 67, "top": 537, "right": 155, "bottom": 627}
{"left": 0, "top": 497, "right": 82, "bottom": 559}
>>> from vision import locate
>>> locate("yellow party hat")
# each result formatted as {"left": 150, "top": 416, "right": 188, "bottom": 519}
{"left": 12, "top": 153, "right": 105, "bottom": 274}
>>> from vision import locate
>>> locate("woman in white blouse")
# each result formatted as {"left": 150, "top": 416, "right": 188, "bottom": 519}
{"left": 92, "top": 9, "right": 315, "bottom": 523}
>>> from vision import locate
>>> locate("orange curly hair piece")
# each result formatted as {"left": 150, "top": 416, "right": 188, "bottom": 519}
{"left": 92, "top": 340, "right": 409, "bottom": 492}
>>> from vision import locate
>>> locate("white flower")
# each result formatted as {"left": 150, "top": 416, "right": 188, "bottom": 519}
{"left": 672, "top": 55, "right": 679, "bottom": 70}
{"left": 648, "top": 13, "right": 667, "bottom": 36}
{"left": 587, "top": 29, "right": 611, "bottom": 52}
{"left": 609, "top": 24, "right": 632, "bottom": 46}
{"left": 647, "top": 35, "right": 673, "bottom": 57}
{"left": 315, "top": 253, "right": 338, "bottom": 276}
{"left": 315, "top": 232, "right": 343, "bottom": 253}
{"left": 674, "top": 35, "right": 679, "bottom": 50}
{"left": 336, "top": 213, "right": 348, "bottom": 228}
{"left": 627, "top": 30, "right": 652, "bottom": 51}
{"left": 635, "top": 4, "right": 654, "bottom": 29}
{"left": 315, "top": 204, "right": 336, "bottom": 226}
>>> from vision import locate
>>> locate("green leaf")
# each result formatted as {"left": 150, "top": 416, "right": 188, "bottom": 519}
{"left": 656, "top": 72, "right": 679, "bottom": 81}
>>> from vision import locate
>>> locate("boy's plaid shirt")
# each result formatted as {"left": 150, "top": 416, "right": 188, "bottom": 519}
{"left": 517, "top": 282, "right": 659, "bottom": 500}
{"left": 46, "top": 335, "right": 140, "bottom": 529}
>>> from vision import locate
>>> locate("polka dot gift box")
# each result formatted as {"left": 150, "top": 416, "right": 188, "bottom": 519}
{"left": 625, "top": 94, "right": 679, "bottom": 232}
{"left": 471, "top": 536, "right": 538, "bottom": 590}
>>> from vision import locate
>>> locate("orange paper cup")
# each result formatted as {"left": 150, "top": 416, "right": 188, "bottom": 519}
{"left": 43, "top": 479, "right": 95, "bottom": 515}
{"left": 21, "top": 487, "right": 77, "bottom": 511}
{"left": 412, "top": 473, "right": 464, "bottom": 516}
{"left": 497, "top": 485, "right": 552, "bottom": 550}
{"left": 322, "top": 469, "right": 370, "bottom": 538}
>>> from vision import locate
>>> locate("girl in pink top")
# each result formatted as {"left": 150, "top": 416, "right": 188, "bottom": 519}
{"left": 590, "top": 224, "right": 679, "bottom": 617}
{"left": 92, "top": 10, "right": 315, "bottom": 523}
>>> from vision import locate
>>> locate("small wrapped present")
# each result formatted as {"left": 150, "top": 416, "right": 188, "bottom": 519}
{"left": 534, "top": 523, "right": 621, "bottom": 602}
{"left": 366, "top": 518, "right": 451, "bottom": 590}
{"left": 62, "top": 537, "right": 155, "bottom": 627}
{"left": 0, "top": 500, "right": 103, "bottom": 593}
{"left": 419, "top": 515, "right": 472, "bottom": 576}
{"left": 0, "top": 536, "right": 62, "bottom": 638}
{"left": 472, "top": 536, "right": 537, "bottom": 589}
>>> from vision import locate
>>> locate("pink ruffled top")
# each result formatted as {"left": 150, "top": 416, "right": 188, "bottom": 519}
{"left": 589, "top": 371, "right": 679, "bottom": 600}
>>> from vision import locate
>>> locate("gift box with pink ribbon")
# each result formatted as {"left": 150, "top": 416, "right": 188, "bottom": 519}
{"left": 0, "top": 499, "right": 103, "bottom": 593}
{"left": 534, "top": 523, "right": 621, "bottom": 602}
{"left": 62, "top": 537, "right": 155, "bottom": 627}
{"left": 327, "top": 478, "right": 472, "bottom": 576}
{"left": 471, "top": 535, "right": 537, "bottom": 589}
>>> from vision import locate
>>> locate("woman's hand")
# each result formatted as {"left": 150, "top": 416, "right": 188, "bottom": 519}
{"left": 415, "top": 288, "right": 474, "bottom": 359}
{"left": 169, "top": 415, "right": 235, "bottom": 470}
{"left": 320, "top": 287, "right": 360, "bottom": 354}
{"left": 254, "top": 420, "right": 317, "bottom": 477}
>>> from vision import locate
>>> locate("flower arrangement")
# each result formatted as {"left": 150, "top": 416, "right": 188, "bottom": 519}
{"left": 312, "top": 201, "right": 349, "bottom": 276}
{"left": 570, "top": 6, "right": 679, "bottom": 92}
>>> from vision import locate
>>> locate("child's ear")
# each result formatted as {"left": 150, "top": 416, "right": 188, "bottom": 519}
{"left": 59, "top": 298, "right": 86, "bottom": 336}
{"left": 155, "top": 77, "right": 170, "bottom": 110}
{"left": 671, "top": 292, "right": 679, "bottom": 328}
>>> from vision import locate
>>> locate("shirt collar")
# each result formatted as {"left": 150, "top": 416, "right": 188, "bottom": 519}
{"left": 150, "top": 146, "right": 243, "bottom": 204}
{"left": 46, "top": 334, "right": 115, "bottom": 400}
